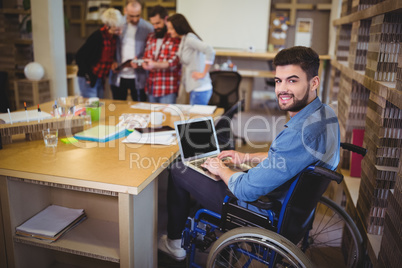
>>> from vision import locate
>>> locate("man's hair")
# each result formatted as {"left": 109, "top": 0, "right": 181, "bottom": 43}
{"left": 273, "top": 46, "right": 320, "bottom": 81}
{"left": 126, "top": 0, "right": 141, "bottom": 8}
{"left": 101, "top": 8, "right": 124, "bottom": 28}
{"left": 149, "top": 5, "right": 168, "bottom": 19}
{"left": 167, "top": 13, "right": 201, "bottom": 40}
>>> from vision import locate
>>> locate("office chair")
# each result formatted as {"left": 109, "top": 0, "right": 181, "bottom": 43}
{"left": 209, "top": 71, "right": 242, "bottom": 112}
{"left": 214, "top": 99, "right": 245, "bottom": 151}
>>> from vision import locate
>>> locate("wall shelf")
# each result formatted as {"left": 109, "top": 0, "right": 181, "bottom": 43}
{"left": 331, "top": 60, "right": 401, "bottom": 109}
{"left": 333, "top": 0, "right": 402, "bottom": 26}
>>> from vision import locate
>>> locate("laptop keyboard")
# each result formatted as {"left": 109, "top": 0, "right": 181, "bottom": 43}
{"left": 190, "top": 158, "right": 207, "bottom": 169}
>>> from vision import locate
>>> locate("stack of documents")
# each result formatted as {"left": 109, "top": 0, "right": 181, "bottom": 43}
{"left": 15, "top": 205, "right": 86, "bottom": 242}
{"left": 0, "top": 110, "right": 52, "bottom": 124}
{"left": 123, "top": 129, "right": 176, "bottom": 145}
{"left": 163, "top": 104, "right": 217, "bottom": 115}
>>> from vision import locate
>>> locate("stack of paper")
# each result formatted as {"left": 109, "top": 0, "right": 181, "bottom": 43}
{"left": 163, "top": 104, "right": 217, "bottom": 115}
{"left": 130, "top": 103, "right": 167, "bottom": 111}
{"left": 123, "top": 130, "right": 176, "bottom": 145}
{"left": 0, "top": 110, "right": 52, "bottom": 124}
{"left": 74, "top": 125, "right": 128, "bottom": 142}
{"left": 15, "top": 205, "right": 86, "bottom": 242}
{"left": 117, "top": 113, "right": 150, "bottom": 130}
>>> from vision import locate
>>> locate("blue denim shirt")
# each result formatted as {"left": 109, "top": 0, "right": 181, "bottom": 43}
{"left": 228, "top": 98, "right": 340, "bottom": 208}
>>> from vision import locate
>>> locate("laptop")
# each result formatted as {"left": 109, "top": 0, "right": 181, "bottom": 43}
{"left": 174, "top": 117, "right": 250, "bottom": 181}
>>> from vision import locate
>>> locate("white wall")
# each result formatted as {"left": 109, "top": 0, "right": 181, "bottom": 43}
{"left": 177, "top": 0, "right": 271, "bottom": 51}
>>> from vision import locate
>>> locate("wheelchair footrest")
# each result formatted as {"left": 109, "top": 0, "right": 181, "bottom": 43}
{"left": 221, "top": 201, "right": 275, "bottom": 231}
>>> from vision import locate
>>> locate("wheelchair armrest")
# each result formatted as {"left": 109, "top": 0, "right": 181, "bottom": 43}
{"left": 225, "top": 189, "right": 280, "bottom": 210}
{"left": 313, "top": 166, "right": 343, "bottom": 184}
{"left": 340, "top": 142, "right": 367, "bottom": 156}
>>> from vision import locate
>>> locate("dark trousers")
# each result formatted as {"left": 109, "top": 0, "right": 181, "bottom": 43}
{"left": 167, "top": 161, "right": 228, "bottom": 240}
{"left": 111, "top": 78, "right": 146, "bottom": 101}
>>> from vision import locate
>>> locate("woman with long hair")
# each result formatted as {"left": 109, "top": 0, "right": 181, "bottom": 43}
{"left": 167, "top": 13, "right": 215, "bottom": 105}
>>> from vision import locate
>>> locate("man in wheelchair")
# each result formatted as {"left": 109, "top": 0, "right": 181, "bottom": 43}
{"left": 159, "top": 46, "right": 341, "bottom": 262}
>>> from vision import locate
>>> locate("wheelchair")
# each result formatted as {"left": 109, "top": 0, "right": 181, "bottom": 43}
{"left": 180, "top": 143, "right": 366, "bottom": 268}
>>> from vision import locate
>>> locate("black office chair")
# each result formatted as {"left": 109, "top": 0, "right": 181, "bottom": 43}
{"left": 214, "top": 99, "right": 244, "bottom": 151}
{"left": 209, "top": 71, "right": 242, "bottom": 112}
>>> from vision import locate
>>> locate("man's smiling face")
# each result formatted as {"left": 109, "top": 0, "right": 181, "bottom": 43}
{"left": 274, "top": 64, "right": 318, "bottom": 117}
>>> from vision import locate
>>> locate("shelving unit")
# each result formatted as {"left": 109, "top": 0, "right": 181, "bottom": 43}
{"left": 331, "top": 0, "right": 401, "bottom": 266}
{"left": 4, "top": 177, "right": 120, "bottom": 267}
{"left": 63, "top": 0, "right": 125, "bottom": 38}
{"left": 0, "top": 8, "right": 33, "bottom": 111}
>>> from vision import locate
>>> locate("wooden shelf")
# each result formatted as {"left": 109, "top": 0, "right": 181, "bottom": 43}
{"left": 14, "top": 218, "right": 120, "bottom": 263}
{"left": 0, "top": 8, "right": 30, "bottom": 15}
{"left": 333, "top": 0, "right": 402, "bottom": 26}
{"left": 341, "top": 169, "right": 382, "bottom": 267}
{"left": 331, "top": 60, "right": 402, "bottom": 109}
{"left": 13, "top": 39, "right": 33, "bottom": 45}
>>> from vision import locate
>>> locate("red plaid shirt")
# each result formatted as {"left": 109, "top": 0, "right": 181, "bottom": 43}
{"left": 143, "top": 33, "right": 181, "bottom": 97}
{"left": 92, "top": 26, "right": 117, "bottom": 79}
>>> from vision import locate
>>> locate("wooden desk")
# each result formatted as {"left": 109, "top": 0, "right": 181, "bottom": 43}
{"left": 215, "top": 49, "right": 331, "bottom": 111}
{"left": 0, "top": 100, "right": 223, "bottom": 267}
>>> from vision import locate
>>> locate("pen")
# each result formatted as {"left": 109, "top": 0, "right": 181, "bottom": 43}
{"left": 7, "top": 108, "right": 12, "bottom": 124}
{"left": 24, "top": 102, "right": 29, "bottom": 122}
{"left": 37, "top": 104, "right": 41, "bottom": 122}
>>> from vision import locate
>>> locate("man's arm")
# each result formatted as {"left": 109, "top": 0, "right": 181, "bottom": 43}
{"left": 201, "top": 150, "right": 267, "bottom": 186}
{"left": 143, "top": 37, "right": 181, "bottom": 71}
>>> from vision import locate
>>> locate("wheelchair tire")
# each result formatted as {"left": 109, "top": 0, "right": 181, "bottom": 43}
{"left": 207, "top": 226, "right": 313, "bottom": 268}
{"left": 300, "top": 196, "right": 363, "bottom": 268}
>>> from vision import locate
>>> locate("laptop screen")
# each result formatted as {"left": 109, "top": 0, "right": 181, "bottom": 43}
{"left": 176, "top": 118, "right": 219, "bottom": 159}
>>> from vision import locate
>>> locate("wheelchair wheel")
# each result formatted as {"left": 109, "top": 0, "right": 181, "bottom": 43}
{"left": 207, "top": 227, "right": 312, "bottom": 268}
{"left": 300, "top": 196, "right": 363, "bottom": 268}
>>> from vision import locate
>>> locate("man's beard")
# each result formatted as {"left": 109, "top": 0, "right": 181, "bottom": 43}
{"left": 277, "top": 84, "right": 310, "bottom": 112}
{"left": 155, "top": 25, "right": 167, "bottom": 38}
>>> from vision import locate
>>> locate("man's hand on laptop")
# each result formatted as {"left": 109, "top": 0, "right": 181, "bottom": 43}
{"left": 218, "top": 150, "right": 248, "bottom": 165}
{"left": 201, "top": 154, "right": 241, "bottom": 185}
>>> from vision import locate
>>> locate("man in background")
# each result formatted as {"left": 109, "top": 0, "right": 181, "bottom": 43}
{"left": 142, "top": 5, "right": 181, "bottom": 104}
{"left": 109, "top": 0, "right": 153, "bottom": 101}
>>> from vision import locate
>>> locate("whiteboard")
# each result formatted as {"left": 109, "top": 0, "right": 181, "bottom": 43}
{"left": 177, "top": 0, "right": 270, "bottom": 51}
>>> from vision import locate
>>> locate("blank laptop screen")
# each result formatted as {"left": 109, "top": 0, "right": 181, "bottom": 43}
{"left": 177, "top": 119, "right": 218, "bottom": 159}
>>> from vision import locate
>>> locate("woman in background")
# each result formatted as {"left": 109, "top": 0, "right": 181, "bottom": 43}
{"left": 76, "top": 8, "right": 123, "bottom": 98}
{"left": 167, "top": 14, "right": 215, "bottom": 105}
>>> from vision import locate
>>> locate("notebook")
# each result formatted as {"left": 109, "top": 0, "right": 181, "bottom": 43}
{"left": 175, "top": 117, "right": 250, "bottom": 181}
{"left": 74, "top": 125, "right": 128, "bottom": 142}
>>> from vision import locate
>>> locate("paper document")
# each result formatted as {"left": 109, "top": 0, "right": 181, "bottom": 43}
{"left": 123, "top": 131, "right": 176, "bottom": 145}
{"left": 16, "top": 205, "right": 85, "bottom": 238}
{"left": 0, "top": 110, "right": 52, "bottom": 124}
{"left": 130, "top": 103, "right": 167, "bottom": 111}
{"left": 117, "top": 113, "right": 150, "bottom": 130}
{"left": 164, "top": 104, "right": 217, "bottom": 115}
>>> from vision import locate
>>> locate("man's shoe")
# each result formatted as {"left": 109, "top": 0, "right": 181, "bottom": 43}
{"left": 158, "top": 235, "right": 186, "bottom": 261}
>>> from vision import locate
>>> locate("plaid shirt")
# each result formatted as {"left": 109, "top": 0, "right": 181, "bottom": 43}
{"left": 143, "top": 33, "right": 181, "bottom": 97}
{"left": 92, "top": 26, "right": 117, "bottom": 79}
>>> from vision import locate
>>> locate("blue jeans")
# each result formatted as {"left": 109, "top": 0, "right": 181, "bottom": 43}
{"left": 190, "top": 90, "right": 212, "bottom": 105}
{"left": 78, "top": 76, "right": 104, "bottom": 98}
{"left": 147, "top": 93, "right": 177, "bottom": 104}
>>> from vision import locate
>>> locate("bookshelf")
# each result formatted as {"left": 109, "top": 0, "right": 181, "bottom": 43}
{"left": 331, "top": 0, "right": 401, "bottom": 267}
{"left": 0, "top": 8, "right": 33, "bottom": 111}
